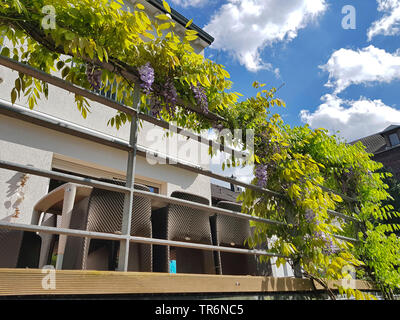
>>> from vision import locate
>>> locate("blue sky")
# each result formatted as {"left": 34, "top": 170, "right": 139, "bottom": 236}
{"left": 169, "top": 0, "right": 400, "bottom": 142}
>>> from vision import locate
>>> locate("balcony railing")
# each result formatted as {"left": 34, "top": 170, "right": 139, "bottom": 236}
{"left": 0, "top": 55, "right": 363, "bottom": 297}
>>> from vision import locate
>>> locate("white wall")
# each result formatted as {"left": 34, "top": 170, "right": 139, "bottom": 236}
{"left": 0, "top": 2, "right": 213, "bottom": 224}
{"left": 0, "top": 65, "right": 210, "bottom": 169}
{"left": 0, "top": 112, "right": 211, "bottom": 200}
{"left": 0, "top": 140, "right": 52, "bottom": 225}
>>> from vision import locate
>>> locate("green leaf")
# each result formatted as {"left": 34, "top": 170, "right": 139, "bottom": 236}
{"left": 185, "top": 19, "right": 193, "bottom": 28}
{"left": 155, "top": 14, "right": 171, "bottom": 21}
{"left": 103, "top": 48, "right": 109, "bottom": 62}
{"left": 28, "top": 96, "right": 35, "bottom": 109}
{"left": 65, "top": 32, "right": 76, "bottom": 41}
{"left": 1, "top": 47, "right": 10, "bottom": 57}
{"left": 11, "top": 88, "right": 17, "bottom": 104}
{"left": 56, "top": 61, "right": 65, "bottom": 70}
{"left": 185, "top": 35, "right": 198, "bottom": 41}
{"left": 158, "top": 23, "right": 171, "bottom": 30}
{"left": 110, "top": 1, "right": 122, "bottom": 10}
{"left": 14, "top": 78, "right": 21, "bottom": 92}
{"left": 61, "top": 66, "right": 70, "bottom": 78}
{"left": 162, "top": 0, "right": 172, "bottom": 13}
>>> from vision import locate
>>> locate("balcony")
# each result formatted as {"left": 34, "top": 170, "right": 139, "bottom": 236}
{"left": 0, "top": 56, "right": 376, "bottom": 299}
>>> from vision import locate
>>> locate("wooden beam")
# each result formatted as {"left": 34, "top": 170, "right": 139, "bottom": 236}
{"left": 0, "top": 269, "right": 376, "bottom": 296}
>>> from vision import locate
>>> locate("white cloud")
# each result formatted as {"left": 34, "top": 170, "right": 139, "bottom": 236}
{"left": 300, "top": 94, "right": 400, "bottom": 141}
{"left": 320, "top": 45, "right": 400, "bottom": 94}
{"left": 210, "top": 151, "right": 254, "bottom": 188}
{"left": 203, "top": 0, "right": 327, "bottom": 72}
{"left": 208, "top": 129, "right": 254, "bottom": 187}
{"left": 368, "top": 0, "right": 400, "bottom": 40}
{"left": 170, "top": 0, "right": 208, "bottom": 7}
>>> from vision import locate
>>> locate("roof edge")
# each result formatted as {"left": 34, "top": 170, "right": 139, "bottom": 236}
{"left": 146, "top": 0, "right": 214, "bottom": 45}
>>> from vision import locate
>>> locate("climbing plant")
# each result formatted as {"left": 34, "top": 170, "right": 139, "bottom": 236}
{"left": 1, "top": 0, "right": 400, "bottom": 299}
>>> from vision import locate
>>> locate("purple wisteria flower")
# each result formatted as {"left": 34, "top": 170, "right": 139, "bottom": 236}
{"left": 86, "top": 65, "right": 102, "bottom": 91}
{"left": 149, "top": 95, "right": 162, "bottom": 117}
{"left": 212, "top": 123, "right": 224, "bottom": 132}
{"left": 305, "top": 209, "right": 316, "bottom": 223}
{"left": 162, "top": 78, "right": 177, "bottom": 114}
{"left": 255, "top": 164, "right": 268, "bottom": 188}
{"left": 191, "top": 83, "right": 209, "bottom": 114}
{"left": 149, "top": 78, "right": 178, "bottom": 117}
{"left": 313, "top": 231, "right": 336, "bottom": 255}
{"left": 138, "top": 62, "right": 154, "bottom": 94}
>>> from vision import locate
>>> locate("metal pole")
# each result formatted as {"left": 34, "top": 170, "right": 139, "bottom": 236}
{"left": 0, "top": 221, "right": 284, "bottom": 258}
{"left": 117, "top": 86, "right": 141, "bottom": 272}
{"left": 286, "top": 209, "right": 303, "bottom": 278}
{"left": 0, "top": 159, "right": 359, "bottom": 243}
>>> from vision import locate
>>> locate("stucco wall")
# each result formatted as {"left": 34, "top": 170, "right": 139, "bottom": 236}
{"left": 0, "top": 112, "right": 211, "bottom": 200}
{"left": 0, "top": 5, "right": 212, "bottom": 200}
{"left": 0, "top": 140, "right": 52, "bottom": 225}
{"left": 0, "top": 2, "right": 212, "bottom": 227}
{"left": 0, "top": 66, "right": 210, "bottom": 169}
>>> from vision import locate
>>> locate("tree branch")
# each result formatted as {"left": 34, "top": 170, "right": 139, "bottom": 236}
{"left": 303, "top": 271, "right": 337, "bottom": 300}
{"left": 9, "top": 19, "right": 224, "bottom": 122}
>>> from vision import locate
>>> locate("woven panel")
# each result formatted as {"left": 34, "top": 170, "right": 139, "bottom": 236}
{"left": 219, "top": 252, "right": 256, "bottom": 276}
{"left": 16, "top": 231, "right": 41, "bottom": 268}
{"left": 216, "top": 201, "right": 251, "bottom": 246}
{"left": 82, "top": 180, "right": 152, "bottom": 272}
{"left": 170, "top": 191, "right": 210, "bottom": 206}
{"left": 215, "top": 201, "right": 257, "bottom": 276}
{"left": 168, "top": 191, "right": 211, "bottom": 243}
{"left": 151, "top": 207, "right": 169, "bottom": 273}
{"left": 0, "top": 229, "right": 23, "bottom": 268}
{"left": 86, "top": 182, "right": 151, "bottom": 236}
{"left": 159, "top": 191, "right": 216, "bottom": 274}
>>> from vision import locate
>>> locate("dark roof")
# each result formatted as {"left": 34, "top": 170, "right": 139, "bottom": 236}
{"left": 350, "top": 133, "right": 386, "bottom": 154}
{"left": 380, "top": 124, "right": 400, "bottom": 135}
{"left": 350, "top": 125, "right": 400, "bottom": 154}
{"left": 146, "top": 0, "right": 214, "bottom": 45}
{"left": 211, "top": 184, "right": 241, "bottom": 203}
{"left": 350, "top": 124, "right": 400, "bottom": 154}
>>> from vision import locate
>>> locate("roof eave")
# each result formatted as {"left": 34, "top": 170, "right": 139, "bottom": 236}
{"left": 146, "top": 0, "right": 214, "bottom": 45}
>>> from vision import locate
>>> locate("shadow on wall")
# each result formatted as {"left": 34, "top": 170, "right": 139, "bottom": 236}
{"left": 2, "top": 167, "right": 33, "bottom": 222}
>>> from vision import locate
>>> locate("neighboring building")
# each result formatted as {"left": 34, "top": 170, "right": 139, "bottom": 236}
{"left": 350, "top": 124, "right": 400, "bottom": 179}
{"left": 350, "top": 125, "right": 400, "bottom": 235}
{"left": 211, "top": 182, "right": 241, "bottom": 206}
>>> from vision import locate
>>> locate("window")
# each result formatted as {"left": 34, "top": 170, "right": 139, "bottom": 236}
{"left": 49, "top": 169, "right": 161, "bottom": 194}
{"left": 389, "top": 133, "right": 400, "bottom": 147}
{"left": 147, "top": 185, "right": 160, "bottom": 193}
{"left": 51, "top": 154, "right": 164, "bottom": 194}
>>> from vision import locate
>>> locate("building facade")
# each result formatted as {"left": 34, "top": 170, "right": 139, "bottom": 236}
{"left": 351, "top": 124, "right": 400, "bottom": 179}
{"left": 0, "top": 0, "right": 214, "bottom": 226}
